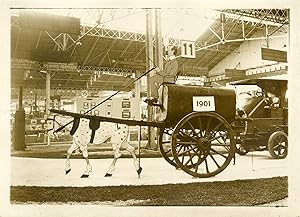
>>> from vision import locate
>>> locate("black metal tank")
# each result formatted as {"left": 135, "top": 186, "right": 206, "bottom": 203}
{"left": 156, "top": 83, "right": 236, "bottom": 127}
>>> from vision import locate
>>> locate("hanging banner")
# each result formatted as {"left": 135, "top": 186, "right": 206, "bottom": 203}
{"left": 117, "top": 57, "right": 146, "bottom": 70}
{"left": 43, "top": 62, "right": 78, "bottom": 71}
{"left": 179, "top": 63, "right": 208, "bottom": 76}
{"left": 261, "top": 47, "right": 287, "bottom": 63}
{"left": 11, "top": 58, "right": 40, "bottom": 70}
{"left": 225, "top": 69, "right": 246, "bottom": 79}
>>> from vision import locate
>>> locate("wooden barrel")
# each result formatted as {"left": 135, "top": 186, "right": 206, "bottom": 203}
{"left": 156, "top": 83, "right": 236, "bottom": 127}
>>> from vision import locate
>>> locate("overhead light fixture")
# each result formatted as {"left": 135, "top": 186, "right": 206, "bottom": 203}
{"left": 40, "top": 70, "right": 47, "bottom": 73}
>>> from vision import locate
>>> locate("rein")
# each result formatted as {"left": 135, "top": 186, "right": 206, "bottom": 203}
{"left": 46, "top": 116, "right": 70, "bottom": 133}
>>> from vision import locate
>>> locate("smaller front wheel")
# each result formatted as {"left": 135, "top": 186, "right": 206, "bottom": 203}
{"left": 268, "top": 131, "right": 288, "bottom": 159}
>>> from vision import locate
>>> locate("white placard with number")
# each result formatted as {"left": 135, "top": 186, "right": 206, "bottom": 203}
{"left": 193, "top": 96, "right": 215, "bottom": 112}
{"left": 181, "top": 40, "right": 196, "bottom": 58}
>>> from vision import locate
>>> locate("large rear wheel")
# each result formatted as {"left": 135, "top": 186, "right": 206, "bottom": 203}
{"left": 171, "top": 112, "right": 235, "bottom": 178}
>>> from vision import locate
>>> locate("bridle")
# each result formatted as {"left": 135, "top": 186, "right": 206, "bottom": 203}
{"left": 46, "top": 115, "right": 65, "bottom": 133}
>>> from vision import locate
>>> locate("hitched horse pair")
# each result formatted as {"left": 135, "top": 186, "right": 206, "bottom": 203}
{"left": 47, "top": 115, "right": 142, "bottom": 178}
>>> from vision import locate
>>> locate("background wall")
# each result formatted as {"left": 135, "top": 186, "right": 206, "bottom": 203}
{"left": 208, "top": 31, "right": 287, "bottom": 77}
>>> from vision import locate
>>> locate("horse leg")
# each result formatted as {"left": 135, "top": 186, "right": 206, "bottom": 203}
{"left": 123, "top": 142, "right": 142, "bottom": 175}
{"left": 104, "top": 144, "right": 122, "bottom": 177}
{"left": 80, "top": 157, "right": 92, "bottom": 178}
{"left": 114, "top": 124, "right": 142, "bottom": 176}
{"left": 65, "top": 143, "right": 78, "bottom": 175}
{"left": 80, "top": 144, "right": 92, "bottom": 178}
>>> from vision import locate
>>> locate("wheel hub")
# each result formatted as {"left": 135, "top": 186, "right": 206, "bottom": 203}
{"left": 197, "top": 138, "right": 211, "bottom": 151}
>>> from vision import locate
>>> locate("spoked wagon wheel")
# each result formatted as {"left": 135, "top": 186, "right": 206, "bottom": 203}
{"left": 158, "top": 128, "right": 178, "bottom": 168}
{"left": 268, "top": 131, "right": 288, "bottom": 159}
{"left": 171, "top": 112, "right": 235, "bottom": 178}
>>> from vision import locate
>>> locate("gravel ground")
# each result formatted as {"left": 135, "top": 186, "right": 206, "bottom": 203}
{"left": 11, "top": 176, "right": 288, "bottom": 206}
{"left": 257, "top": 197, "right": 288, "bottom": 207}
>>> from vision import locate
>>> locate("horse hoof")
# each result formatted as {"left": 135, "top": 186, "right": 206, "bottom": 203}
{"left": 104, "top": 173, "right": 112, "bottom": 177}
{"left": 137, "top": 167, "right": 142, "bottom": 175}
{"left": 80, "top": 174, "right": 89, "bottom": 178}
{"left": 65, "top": 169, "right": 71, "bottom": 175}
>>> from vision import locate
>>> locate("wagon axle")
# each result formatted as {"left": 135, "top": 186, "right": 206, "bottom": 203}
{"left": 196, "top": 138, "right": 211, "bottom": 152}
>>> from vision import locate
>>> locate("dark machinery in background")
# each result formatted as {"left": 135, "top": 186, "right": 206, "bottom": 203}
{"left": 231, "top": 79, "right": 288, "bottom": 159}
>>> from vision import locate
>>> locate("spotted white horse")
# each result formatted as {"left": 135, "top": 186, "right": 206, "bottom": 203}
{"left": 47, "top": 115, "right": 142, "bottom": 178}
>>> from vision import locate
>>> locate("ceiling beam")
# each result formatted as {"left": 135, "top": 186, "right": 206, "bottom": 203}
{"left": 97, "top": 38, "right": 117, "bottom": 66}
{"left": 220, "top": 9, "right": 288, "bottom": 25}
{"left": 82, "top": 36, "right": 100, "bottom": 67}
{"left": 13, "top": 27, "right": 21, "bottom": 58}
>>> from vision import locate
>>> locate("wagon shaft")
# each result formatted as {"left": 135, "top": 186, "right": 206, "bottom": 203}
{"left": 50, "top": 109, "right": 165, "bottom": 128}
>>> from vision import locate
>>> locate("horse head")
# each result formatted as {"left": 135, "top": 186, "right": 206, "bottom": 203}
{"left": 46, "top": 115, "right": 73, "bottom": 140}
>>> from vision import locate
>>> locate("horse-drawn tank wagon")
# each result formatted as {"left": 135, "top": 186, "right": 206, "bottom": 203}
{"left": 50, "top": 78, "right": 288, "bottom": 178}
{"left": 156, "top": 83, "right": 237, "bottom": 177}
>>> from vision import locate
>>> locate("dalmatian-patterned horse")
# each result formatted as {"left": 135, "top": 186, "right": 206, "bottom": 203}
{"left": 47, "top": 115, "right": 142, "bottom": 178}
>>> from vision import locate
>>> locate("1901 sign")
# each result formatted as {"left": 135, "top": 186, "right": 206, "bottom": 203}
{"left": 193, "top": 96, "right": 215, "bottom": 112}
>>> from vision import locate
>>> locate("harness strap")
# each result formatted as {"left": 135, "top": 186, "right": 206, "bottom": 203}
{"left": 70, "top": 117, "right": 80, "bottom": 136}
{"left": 89, "top": 119, "right": 101, "bottom": 143}
{"left": 46, "top": 115, "right": 60, "bottom": 132}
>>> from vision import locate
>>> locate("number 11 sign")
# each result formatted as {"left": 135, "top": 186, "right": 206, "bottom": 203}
{"left": 181, "top": 40, "right": 196, "bottom": 58}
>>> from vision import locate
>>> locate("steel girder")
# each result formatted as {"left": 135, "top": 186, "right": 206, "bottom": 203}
{"left": 221, "top": 9, "right": 288, "bottom": 25}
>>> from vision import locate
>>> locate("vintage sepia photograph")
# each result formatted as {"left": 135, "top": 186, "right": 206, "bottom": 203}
{"left": 1, "top": 1, "right": 300, "bottom": 217}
